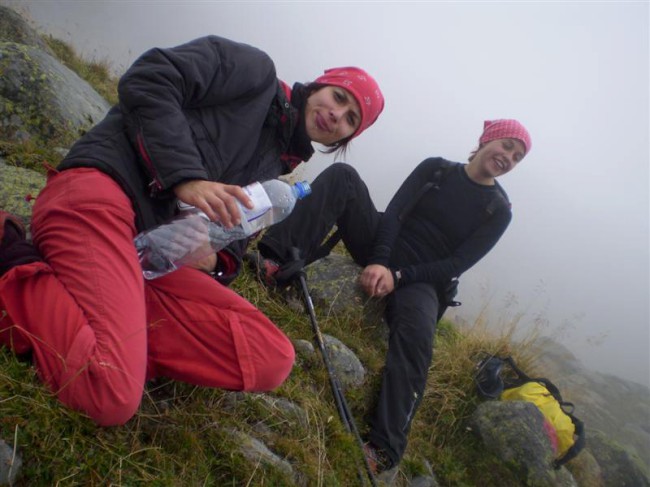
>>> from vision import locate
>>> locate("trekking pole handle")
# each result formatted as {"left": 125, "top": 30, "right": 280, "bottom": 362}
{"left": 290, "top": 246, "right": 303, "bottom": 267}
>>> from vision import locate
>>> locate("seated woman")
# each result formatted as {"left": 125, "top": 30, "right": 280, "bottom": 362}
{"left": 250, "top": 119, "right": 532, "bottom": 473}
{"left": 0, "top": 35, "right": 384, "bottom": 426}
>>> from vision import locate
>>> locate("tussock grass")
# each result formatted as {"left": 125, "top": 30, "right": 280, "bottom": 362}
{"left": 43, "top": 36, "right": 118, "bottom": 106}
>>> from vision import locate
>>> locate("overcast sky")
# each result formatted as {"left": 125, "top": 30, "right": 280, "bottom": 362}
{"left": 4, "top": 0, "right": 649, "bottom": 387}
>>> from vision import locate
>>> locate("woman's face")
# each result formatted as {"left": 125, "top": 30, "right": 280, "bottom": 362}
{"left": 475, "top": 138, "right": 526, "bottom": 177}
{"left": 304, "top": 86, "right": 361, "bottom": 145}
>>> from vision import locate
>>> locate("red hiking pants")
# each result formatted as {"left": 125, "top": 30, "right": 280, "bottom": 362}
{"left": 0, "top": 168, "right": 294, "bottom": 426}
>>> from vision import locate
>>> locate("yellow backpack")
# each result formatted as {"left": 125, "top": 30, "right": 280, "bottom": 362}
{"left": 475, "top": 355, "right": 585, "bottom": 468}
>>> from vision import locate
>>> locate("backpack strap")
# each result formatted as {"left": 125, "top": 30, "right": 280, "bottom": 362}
{"left": 501, "top": 356, "right": 532, "bottom": 388}
{"left": 486, "top": 180, "right": 512, "bottom": 217}
{"left": 554, "top": 415, "right": 586, "bottom": 469}
{"left": 399, "top": 162, "right": 455, "bottom": 221}
{"left": 526, "top": 376, "right": 586, "bottom": 469}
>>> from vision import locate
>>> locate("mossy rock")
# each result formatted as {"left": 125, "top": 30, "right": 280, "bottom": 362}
{"left": 305, "top": 253, "right": 386, "bottom": 334}
{"left": 586, "top": 430, "right": 650, "bottom": 486}
{"left": 0, "top": 5, "right": 53, "bottom": 53}
{"left": 0, "top": 41, "right": 109, "bottom": 145}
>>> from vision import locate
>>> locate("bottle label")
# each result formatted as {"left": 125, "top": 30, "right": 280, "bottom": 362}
{"left": 177, "top": 201, "right": 194, "bottom": 212}
{"left": 241, "top": 182, "right": 272, "bottom": 223}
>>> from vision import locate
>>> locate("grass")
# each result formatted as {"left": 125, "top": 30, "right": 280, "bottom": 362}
{"left": 43, "top": 36, "right": 118, "bottom": 106}
{"left": 0, "top": 37, "right": 553, "bottom": 486}
{"left": 0, "top": 260, "right": 549, "bottom": 486}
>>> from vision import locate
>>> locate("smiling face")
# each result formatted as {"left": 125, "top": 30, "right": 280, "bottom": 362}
{"left": 471, "top": 138, "right": 526, "bottom": 182}
{"left": 304, "top": 86, "right": 361, "bottom": 146}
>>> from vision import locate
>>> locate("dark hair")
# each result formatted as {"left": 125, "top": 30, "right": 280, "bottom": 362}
{"left": 303, "top": 82, "right": 354, "bottom": 157}
{"left": 468, "top": 144, "right": 482, "bottom": 162}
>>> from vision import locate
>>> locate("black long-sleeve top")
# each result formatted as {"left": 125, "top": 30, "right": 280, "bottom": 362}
{"left": 367, "top": 157, "right": 512, "bottom": 290}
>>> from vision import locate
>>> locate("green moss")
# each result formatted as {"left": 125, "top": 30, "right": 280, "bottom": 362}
{"left": 0, "top": 140, "right": 64, "bottom": 172}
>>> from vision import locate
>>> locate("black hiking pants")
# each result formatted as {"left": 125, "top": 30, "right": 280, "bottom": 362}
{"left": 257, "top": 163, "right": 440, "bottom": 468}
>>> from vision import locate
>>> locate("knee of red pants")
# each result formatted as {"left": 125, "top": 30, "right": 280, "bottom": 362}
{"left": 44, "top": 326, "right": 147, "bottom": 427}
{"left": 55, "top": 367, "right": 145, "bottom": 426}
{"left": 0, "top": 315, "right": 31, "bottom": 355}
{"left": 249, "top": 334, "right": 296, "bottom": 392}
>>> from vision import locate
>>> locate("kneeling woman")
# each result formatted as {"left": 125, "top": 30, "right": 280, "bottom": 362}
{"left": 0, "top": 35, "right": 384, "bottom": 426}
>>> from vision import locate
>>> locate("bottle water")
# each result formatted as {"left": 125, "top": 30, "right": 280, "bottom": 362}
{"left": 135, "top": 179, "right": 311, "bottom": 280}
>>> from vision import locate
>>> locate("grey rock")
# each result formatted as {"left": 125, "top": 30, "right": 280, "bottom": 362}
{"left": 531, "top": 337, "right": 650, "bottom": 459}
{"left": 306, "top": 253, "right": 387, "bottom": 337}
{"left": 0, "top": 439, "right": 21, "bottom": 486}
{"left": 408, "top": 458, "right": 440, "bottom": 486}
{"left": 470, "top": 401, "right": 577, "bottom": 486}
{"left": 219, "top": 390, "right": 246, "bottom": 411}
{"left": 0, "top": 5, "right": 52, "bottom": 53}
{"left": 586, "top": 430, "right": 650, "bottom": 486}
{"left": 292, "top": 339, "right": 315, "bottom": 356}
{"left": 565, "top": 449, "right": 604, "bottom": 487}
{"left": 220, "top": 392, "right": 309, "bottom": 430}
{"left": 223, "top": 427, "right": 303, "bottom": 486}
{"left": 376, "top": 465, "right": 399, "bottom": 485}
{"left": 305, "top": 252, "right": 364, "bottom": 313}
{"left": 409, "top": 476, "right": 439, "bottom": 487}
{"left": 255, "top": 395, "right": 310, "bottom": 430}
{"left": 324, "top": 333, "right": 365, "bottom": 389}
{"left": 0, "top": 41, "right": 110, "bottom": 144}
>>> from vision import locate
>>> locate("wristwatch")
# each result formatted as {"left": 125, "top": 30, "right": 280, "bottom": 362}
{"left": 394, "top": 269, "right": 402, "bottom": 285}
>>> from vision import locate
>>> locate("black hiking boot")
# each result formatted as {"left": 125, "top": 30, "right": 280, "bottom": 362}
{"left": 0, "top": 211, "right": 42, "bottom": 276}
{"left": 244, "top": 251, "right": 282, "bottom": 287}
{"left": 363, "top": 442, "right": 392, "bottom": 475}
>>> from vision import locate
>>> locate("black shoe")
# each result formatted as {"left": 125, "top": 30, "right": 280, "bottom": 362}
{"left": 363, "top": 442, "right": 392, "bottom": 475}
{"left": 244, "top": 251, "right": 281, "bottom": 287}
{"left": 0, "top": 211, "right": 41, "bottom": 276}
{"left": 244, "top": 250, "right": 307, "bottom": 288}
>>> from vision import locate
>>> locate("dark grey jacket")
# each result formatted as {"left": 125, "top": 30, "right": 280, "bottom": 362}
{"left": 59, "top": 35, "right": 299, "bottom": 233}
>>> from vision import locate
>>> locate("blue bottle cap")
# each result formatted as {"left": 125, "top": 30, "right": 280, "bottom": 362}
{"left": 293, "top": 181, "right": 312, "bottom": 199}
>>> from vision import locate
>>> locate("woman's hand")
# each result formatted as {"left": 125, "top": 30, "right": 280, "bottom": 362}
{"left": 359, "top": 264, "right": 395, "bottom": 298}
{"left": 174, "top": 180, "right": 253, "bottom": 228}
{"left": 188, "top": 252, "right": 218, "bottom": 274}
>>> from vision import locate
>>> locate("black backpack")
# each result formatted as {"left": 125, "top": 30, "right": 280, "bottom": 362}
{"left": 474, "top": 354, "right": 586, "bottom": 468}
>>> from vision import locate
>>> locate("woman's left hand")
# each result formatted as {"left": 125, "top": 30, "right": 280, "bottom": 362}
{"left": 359, "top": 264, "right": 394, "bottom": 298}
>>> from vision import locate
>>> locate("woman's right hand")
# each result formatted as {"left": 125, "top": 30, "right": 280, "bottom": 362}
{"left": 359, "top": 264, "right": 394, "bottom": 298}
{"left": 174, "top": 180, "right": 253, "bottom": 228}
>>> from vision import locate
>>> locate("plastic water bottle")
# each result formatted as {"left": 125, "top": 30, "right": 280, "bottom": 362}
{"left": 135, "top": 179, "right": 311, "bottom": 280}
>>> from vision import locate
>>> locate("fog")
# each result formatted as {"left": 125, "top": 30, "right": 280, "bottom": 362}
{"left": 4, "top": 1, "right": 649, "bottom": 386}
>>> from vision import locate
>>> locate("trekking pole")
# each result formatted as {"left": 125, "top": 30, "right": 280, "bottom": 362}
{"left": 290, "top": 248, "right": 378, "bottom": 487}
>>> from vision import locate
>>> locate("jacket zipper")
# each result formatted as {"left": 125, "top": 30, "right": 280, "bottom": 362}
{"left": 136, "top": 132, "right": 163, "bottom": 195}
